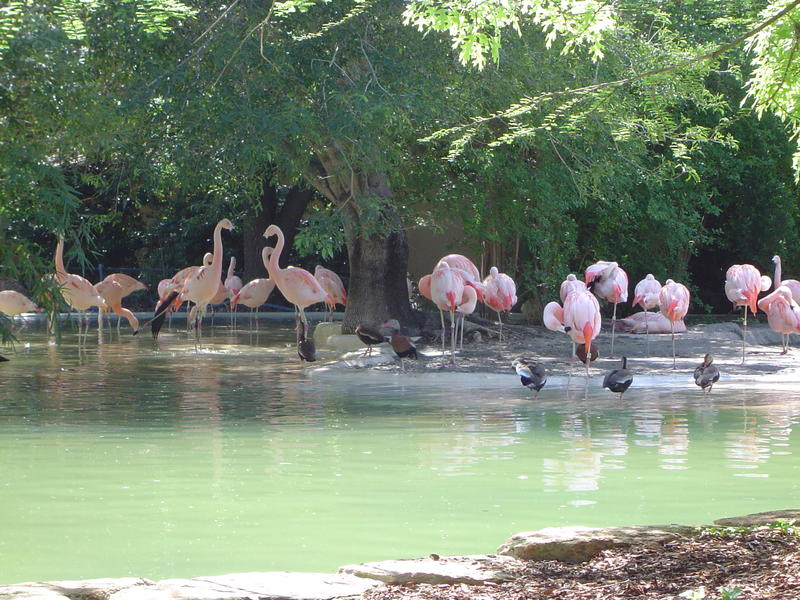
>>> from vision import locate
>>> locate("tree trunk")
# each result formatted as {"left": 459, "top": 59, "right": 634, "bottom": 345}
{"left": 303, "top": 151, "right": 415, "bottom": 334}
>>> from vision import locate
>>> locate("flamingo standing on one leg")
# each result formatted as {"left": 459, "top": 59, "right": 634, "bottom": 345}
{"left": 314, "top": 265, "right": 348, "bottom": 321}
{"left": 585, "top": 261, "right": 628, "bottom": 358}
{"left": 430, "top": 262, "right": 464, "bottom": 364}
{"left": 264, "top": 224, "right": 328, "bottom": 331}
{"left": 725, "top": 264, "right": 771, "bottom": 364}
{"left": 632, "top": 273, "right": 662, "bottom": 355}
{"left": 174, "top": 219, "right": 234, "bottom": 338}
{"left": 54, "top": 234, "right": 108, "bottom": 336}
{"left": 658, "top": 279, "right": 690, "bottom": 369}
{"left": 418, "top": 273, "right": 446, "bottom": 353}
{"left": 560, "top": 274, "right": 586, "bottom": 301}
{"left": 562, "top": 290, "right": 602, "bottom": 377}
{"left": 758, "top": 285, "right": 800, "bottom": 354}
{"left": 483, "top": 266, "right": 517, "bottom": 342}
{"left": 232, "top": 247, "right": 276, "bottom": 330}
{"left": 437, "top": 255, "right": 485, "bottom": 301}
{"left": 772, "top": 255, "right": 800, "bottom": 303}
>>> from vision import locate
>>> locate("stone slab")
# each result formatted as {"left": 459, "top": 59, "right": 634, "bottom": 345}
{"left": 198, "top": 572, "right": 378, "bottom": 600}
{"left": 0, "top": 584, "right": 72, "bottom": 600}
{"left": 498, "top": 524, "right": 698, "bottom": 563}
{"left": 339, "top": 554, "right": 522, "bottom": 585}
{"left": 714, "top": 509, "right": 800, "bottom": 527}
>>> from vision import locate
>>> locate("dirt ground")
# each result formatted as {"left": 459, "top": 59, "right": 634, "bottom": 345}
{"left": 395, "top": 313, "right": 800, "bottom": 385}
{"left": 363, "top": 526, "right": 800, "bottom": 600}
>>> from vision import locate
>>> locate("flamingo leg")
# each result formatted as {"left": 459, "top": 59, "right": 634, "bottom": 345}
{"left": 671, "top": 320, "right": 676, "bottom": 370}
{"left": 458, "top": 313, "right": 465, "bottom": 350}
{"left": 742, "top": 306, "right": 748, "bottom": 365}
{"left": 439, "top": 309, "right": 446, "bottom": 354}
{"left": 644, "top": 306, "right": 650, "bottom": 357}
{"left": 497, "top": 311, "right": 504, "bottom": 342}
{"left": 450, "top": 309, "right": 457, "bottom": 364}
{"left": 609, "top": 302, "right": 618, "bottom": 358}
{"left": 571, "top": 341, "right": 576, "bottom": 361}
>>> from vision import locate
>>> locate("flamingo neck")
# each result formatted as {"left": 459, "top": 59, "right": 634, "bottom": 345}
{"left": 268, "top": 229, "right": 284, "bottom": 280}
{"left": 775, "top": 258, "right": 782, "bottom": 289}
{"left": 227, "top": 258, "right": 235, "bottom": 279}
{"left": 210, "top": 223, "right": 225, "bottom": 280}
{"left": 55, "top": 236, "right": 66, "bottom": 275}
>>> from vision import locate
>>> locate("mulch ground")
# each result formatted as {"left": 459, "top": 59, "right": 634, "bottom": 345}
{"left": 363, "top": 527, "right": 800, "bottom": 600}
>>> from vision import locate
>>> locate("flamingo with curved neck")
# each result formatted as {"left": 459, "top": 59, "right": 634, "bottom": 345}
{"left": 263, "top": 224, "right": 327, "bottom": 328}
{"left": 772, "top": 255, "right": 800, "bottom": 303}
{"left": 54, "top": 234, "right": 108, "bottom": 336}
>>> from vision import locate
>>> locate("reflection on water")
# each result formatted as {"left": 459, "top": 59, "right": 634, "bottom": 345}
{"left": 1, "top": 323, "right": 799, "bottom": 584}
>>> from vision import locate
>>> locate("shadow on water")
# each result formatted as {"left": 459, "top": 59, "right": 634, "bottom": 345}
{"left": 1, "top": 320, "right": 799, "bottom": 583}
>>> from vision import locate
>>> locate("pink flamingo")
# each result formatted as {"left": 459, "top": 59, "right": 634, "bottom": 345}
{"left": 232, "top": 247, "right": 276, "bottom": 329}
{"left": 725, "top": 264, "right": 771, "bottom": 364}
{"left": 264, "top": 224, "right": 328, "bottom": 329}
{"left": 430, "top": 262, "right": 464, "bottom": 363}
{"left": 104, "top": 273, "right": 147, "bottom": 297}
{"left": 632, "top": 273, "right": 662, "bottom": 354}
{"left": 95, "top": 279, "right": 139, "bottom": 331}
{"left": 314, "top": 265, "right": 348, "bottom": 321}
{"left": 619, "top": 310, "right": 685, "bottom": 334}
{"left": 224, "top": 257, "right": 243, "bottom": 328}
{"left": 758, "top": 285, "right": 800, "bottom": 354}
{"left": 437, "top": 254, "right": 485, "bottom": 301}
{"left": 174, "top": 219, "right": 234, "bottom": 336}
{"left": 560, "top": 274, "right": 586, "bottom": 301}
{"left": 658, "top": 279, "right": 690, "bottom": 369}
{"left": 562, "top": 290, "right": 602, "bottom": 377}
{"left": 483, "top": 266, "right": 517, "bottom": 342}
{"left": 772, "top": 255, "right": 800, "bottom": 303}
{"left": 54, "top": 234, "right": 108, "bottom": 335}
{"left": 0, "top": 290, "right": 40, "bottom": 331}
{"left": 543, "top": 299, "right": 575, "bottom": 359}
{"left": 585, "top": 260, "right": 628, "bottom": 358}
{"left": 455, "top": 285, "right": 478, "bottom": 350}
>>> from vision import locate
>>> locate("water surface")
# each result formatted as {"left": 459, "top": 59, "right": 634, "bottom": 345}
{"left": 1, "top": 321, "right": 799, "bottom": 584}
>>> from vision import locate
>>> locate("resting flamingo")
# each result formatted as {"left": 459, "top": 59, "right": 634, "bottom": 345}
{"left": 430, "top": 262, "right": 464, "bottom": 364}
{"left": 632, "top": 273, "right": 662, "bottom": 354}
{"left": 560, "top": 274, "right": 586, "bottom": 301}
{"left": 658, "top": 279, "right": 690, "bottom": 369}
{"left": 314, "top": 265, "right": 348, "bottom": 321}
{"left": 725, "top": 264, "right": 771, "bottom": 364}
{"left": 562, "top": 290, "right": 602, "bottom": 377}
{"left": 437, "top": 254, "right": 485, "bottom": 301}
{"left": 232, "top": 247, "right": 276, "bottom": 329}
{"left": 758, "top": 285, "right": 800, "bottom": 354}
{"left": 264, "top": 224, "right": 328, "bottom": 329}
{"left": 455, "top": 285, "right": 478, "bottom": 350}
{"left": 174, "top": 219, "right": 234, "bottom": 336}
{"left": 772, "top": 255, "right": 800, "bottom": 304}
{"left": 483, "top": 266, "right": 517, "bottom": 342}
{"left": 585, "top": 260, "right": 628, "bottom": 358}
{"left": 54, "top": 234, "right": 108, "bottom": 335}
{"left": 0, "top": 290, "right": 40, "bottom": 331}
{"left": 543, "top": 299, "right": 574, "bottom": 359}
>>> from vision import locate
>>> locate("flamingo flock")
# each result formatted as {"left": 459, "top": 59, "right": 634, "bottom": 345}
{"left": 2, "top": 222, "right": 799, "bottom": 393}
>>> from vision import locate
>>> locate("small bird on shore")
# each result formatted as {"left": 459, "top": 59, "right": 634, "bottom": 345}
{"left": 512, "top": 358, "right": 547, "bottom": 396}
{"left": 694, "top": 353, "right": 720, "bottom": 393}
{"left": 355, "top": 323, "right": 385, "bottom": 357}
{"left": 603, "top": 356, "right": 633, "bottom": 399}
{"left": 576, "top": 342, "right": 598, "bottom": 366}
{"left": 0, "top": 354, "right": 9, "bottom": 362}
{"left": 383, "top": 319, "right": 418, "bottom": 372}
{"left": 297, "top": 321, "right": 316, "bottom": 362}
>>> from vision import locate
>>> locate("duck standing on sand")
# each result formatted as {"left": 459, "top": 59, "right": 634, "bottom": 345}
{"left": 355, "top": 323, "right": 385, "bottom": 357}
{"left": 603, "top": 356, "right": 633, "bottom": 399}
{"left": 512, "top": 358, "right": 547, "bottom": 396}
{"left": 694, "top": 353, "right": 720, "bottom": 393}
{"left": 383, "top": 319, "right": 417, "bottom": 372}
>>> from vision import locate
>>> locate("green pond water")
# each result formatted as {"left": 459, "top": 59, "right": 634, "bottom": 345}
{"left": 1, "top": 319, "right": 799, "bottom": 584}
